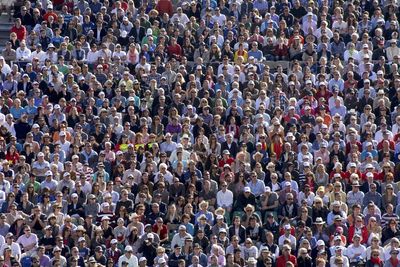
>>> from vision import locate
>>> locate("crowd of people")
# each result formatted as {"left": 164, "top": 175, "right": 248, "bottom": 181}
{"left": 1, "top": 0, "right": 400, "bottom": 266}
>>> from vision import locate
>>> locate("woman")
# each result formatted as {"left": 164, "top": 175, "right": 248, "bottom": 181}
{"left": 193, "top": 136, "right": 207, "bottom": 163}
{"left": 126, "top": 226, "right": 141, "bottom": 253}
{"left": 5, "top": 145, "right": 19, "bottom": 166}
{"left": 365, "top": 249, "right": 383, "bottom": 267}
{"left": 367, "top": 217, "right": 382, "bottom": 245}
{"left": 365, "top": 235, "right": 384, "bottom": 261}
{"left": 26, "top": 184, "right": 38, "bottom": 205}
{"left": 348, "top": 215, "right": 369, "bottom": 245}
{"left": 314, "top": 164, "right": 329, "bottom": 187}
{"left": 383, "top": 220, "right": 400, "bottom": 245}
{"left": 1, "top": 192, "right": 16, "bottom": 213}
{"left": 382, "top": 186, "right": 398, "bottom": 209}
{"left": 8, "top": 216, "right": 24, "bottom": 238}
{"left": 164, "top": 203, "right": 180, "bottom": 230}
{"left": 62, "top": 226, "right": 75, "bottom": 248}
{"left": 20, "top": 144, "right": 35, "bottom": 166}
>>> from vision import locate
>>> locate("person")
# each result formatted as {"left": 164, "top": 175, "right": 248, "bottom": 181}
{"left": 117, "top": 246, "right": 138, "bottom": 267}
{"left": 1, "top": 0, "right": 400, "bottom": 266}
{"left": 276, "top": 244, "right": 297, "bottom": 267}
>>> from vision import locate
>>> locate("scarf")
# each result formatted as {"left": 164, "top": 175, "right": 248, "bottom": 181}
{"left": 370, "top": 256, "right": 382, "bottom": 265}
{"left": 390, "top": 257, "right": 399, "bottom": 267}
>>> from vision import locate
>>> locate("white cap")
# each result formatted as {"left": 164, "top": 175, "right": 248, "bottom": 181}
{"left": 317, "top": 240, "right": 325, "bottom": 246}
{"left": 244, "top": 187, "right": 251, "bottom": 192}
{"left": 125, "top": 245, "right": 133, "bottom": 252}
{"left": 45, "top": 170, "right": 52, "bottom": 176}
{"left": 71, "top": 193, "right": 78, "bottom": 198}
{"left": 147, "top": 233, "right": 154, "bottom": 239}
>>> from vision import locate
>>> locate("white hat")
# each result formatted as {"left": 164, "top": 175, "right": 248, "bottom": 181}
{"left": 284, "top": 224, "right": 291, "bottom": 230}
{"left": 63, "top": 172, "right": 70, "bottom": 177}
{"left": 285, "top": 181, "right": 291, "bottom": 187}
{"left": 147, "top": 233, "right": 154, "bottom": 239}
{"left": 45, "top": 170, "right": 52, "bottom": 176}
{"left": 244, "top": 187, "right": 251, "bottom": 192}
{"left": 317, "top": 240, "right": 325, "bottom": 246}
{"left": 111, "top": 239, "right": 118, "bottom": 244}
{"left": 101, "top": 216, "right": 110, "bottom": 221}
{"left": 334, "top": 236, "right": 342, "bottom": 241}
{"left": 216, "top": 215, "right": 224, "bottom": 220}
{"left": 125, "top": 245, "right": 133, "bottom": 252}
{"left": 71, "top": 193, "right": 78, "bottom": 198}
{"left": 78, "top": 237, "right": 86, "bottom": 242}
{"left": 158, "top": 258, "right": 166, "bottom": 264}
{"left": 59, "top": 131, "right": 66, "bottom": 136}
{"left": 139, "top": 257, "right": 147, "bottom": 262}
{"left": 247, "top": 257, "right": 257, "bottom": 264}
{"left": 365, "top": 163, "right": 374, "bottom": 169}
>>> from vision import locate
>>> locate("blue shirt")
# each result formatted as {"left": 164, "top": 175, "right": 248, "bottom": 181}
{"left": 9, "top": 106, "right": 26, "bottom": 120}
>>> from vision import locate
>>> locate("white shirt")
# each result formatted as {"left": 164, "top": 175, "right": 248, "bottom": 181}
{"left": 86, "top": 50, "right": 99, "bottom": 64}
{"left": 16, "top": 47, "right": 32, "bottom": 61}
{"left": 16, "top": 233, "right": 38, "bottom": 253}
{"left": 212, "top": 14, "right": 227, "bottom": 26}
{"left": 118, "top": 254, "right": 139, "bottom": 267}
{"left": 31, "top": 50, "right": 47, "bottom": 64}
{"left": 344, "top": 244, "right": 366, "bottom": 262}
{"left": 216, "top": 189, "right": 233, "bottom": 208}
{"left": 278, "top": 234, "right": 296, "bottom": 250}
{"left": 0, "top": 241, "right": 21, "bottom": 259}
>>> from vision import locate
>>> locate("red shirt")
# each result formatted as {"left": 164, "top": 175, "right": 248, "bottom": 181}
{"left": 276, "top": 254, "right": 297, "bottom": 267}
{"left": 348, "top": 225, "right": 369, "bottom": 244}
{"left": 152, "top": 223, "right": 168, "bottom": 241}
{"left": 11, "top": 25, "right": 27, "bottom": 41}
{"left": 218, "top": 157, "right": 235, "bottom": 169}
{"left": 167, "top": 44, "right": 182, "bottom": 60}
{"left": 156, "top": 0, "right": 173, "bottom": 16}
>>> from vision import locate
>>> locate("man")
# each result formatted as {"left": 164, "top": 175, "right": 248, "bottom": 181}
{"left": 276, "top": 244, "right": 297, "bottom": 267}
{"left": 17, "top": 226, "right": 38, "bottom": 256}
{"left": 168, "top": 245, "right": 186, "bottom": 267}
{"left": 216, "top": 181, "right": 233, "bottom": 213}
{"left": 346, "top": 181, "right": 364, "bottom": 208}
{"left": 346, "top": 234, "right": 366, "bottom": 264}
{"left": 171, "top": 225, "right": 192, "bottom": 248}
{"left": 278, "top": 224, "right": 297, "bottom": 251}
{"left": 277, "top": 193, "right": 298, "bottom": 220}
{"left": 118, "top": 246, "right": 138, "bottom": 267}
{"left": 234, "top": 187, "right": 256, "bottom": 211}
